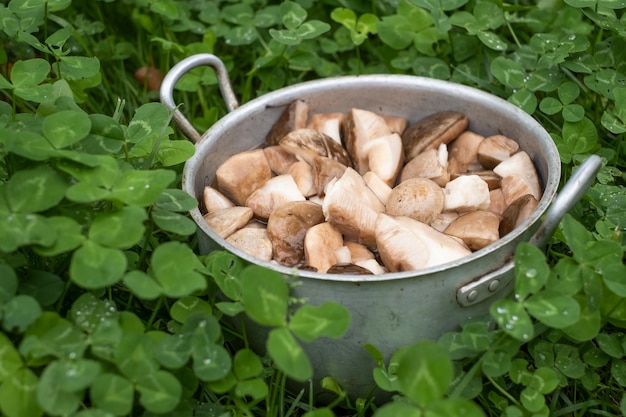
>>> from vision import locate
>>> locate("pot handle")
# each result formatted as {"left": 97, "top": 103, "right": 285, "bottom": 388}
{"left": 160, "top": 54, "right": 239, "bottom": 143}
{"left": 456, "top": 154, "right": 602, "bottom": 307}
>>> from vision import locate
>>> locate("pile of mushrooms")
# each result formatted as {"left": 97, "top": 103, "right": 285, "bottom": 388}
{"left": 201, "top": 100, "right": 542, "bottom": 275}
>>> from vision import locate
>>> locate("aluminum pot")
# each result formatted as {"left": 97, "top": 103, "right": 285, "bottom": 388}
{"left": 161, "top": 54, "right": 601, "bottom": 398}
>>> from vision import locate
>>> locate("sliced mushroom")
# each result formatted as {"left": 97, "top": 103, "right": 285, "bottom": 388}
{"left": 287, "top": 160, "right": 317, "bottom": 197}
{"left": 323, "top": 168, "right": 386, "bottom": 248}
{"left": 245, "top": 175, "right": 306, "bottom": 220}
{"left": 394, "top": 215, "right": 472, "bottom": 267}
{"left": 355, "top": 258, "right": 386, "bottom": 275}
{"left": 444, "top": 210, "right": 500, "bottom": 250}
{"left": 401, "top": 111, "right": 469, "bottom": 161}
{"left": 386, "top": 177, "right": 444, "bottom": 224}
{"left": 311, "top": 156, "right": 348, "bottom": 197}
{"left": 203, "top": 206, "right": 253, "bottom": 239}
{"left": 499, "top": 194, "right": 538, "bottom": 237}
{"left": 493, "top": 151, "right": 542, "bottom": 200}
{"left": 375, "top": 213, "right": 430, "bottom": 272}
{"left": 453, "top": 170, "right": 501, "bottom": 191}
{"left": 264, "top": 145, "right": 299, "bottom": 175}
{"left": 341, "top": 108, "right": 393, "bottom": 173}
{"left": 430, "top": 211, "right": 460, "bottom": 232}
{"left": 280, "top": 128, "right": 352, "bottom": 167}
{"left": 447, "top": 131, "right": 484, "bottom": 176}
{"left": 215, "top": 149, "right": 273, "bottom": 206}
{"left": 400, "top": 144, "right": 450, "bottom": 187}
{"left": 266, "top": 99, "right": 309, "bottom": 146}
{"left": 381, "top": 114, "right": 408, "bottom": 135}
{"left": 442, "top": 175, "right": 491, "bottom": 212}
{"left": 477, "top": 134, "right": 520, "bottom": 169}
{"left": 488, "top": 188, "right": 507, "bottom": 217}
{"left": 327, "top": 263, "right": 374, "bottom": 275}
{"left": 226, "top": 223, "right": 273, "bottom": 261}
{"left": 499, "top": 174, "right": 540, "bottom": 206}
{"left": 363, "top": 171, "right": 393, "bottom": 206}
{"left": 333, "top": 246, "right": 353, "bottom": 264}
{"left": 203, "top": 185, "right": 234, "bottom": 214}
{"left": 343, "top": 241, "right": 375, "bottom": 262}
{"left": 360, "top": 133, "right": 404, "bottom": 186}
{"left": 306, "top": 112, "right": 343, "bottom": 144}
{"left": 304, "top": 222, "right": 344, "bottom": 273}
{"left": 308, "top": 194, "right": 324, "bottom": 206}
{"left": 267, "top": 201, "right": 325, "bottom": 267}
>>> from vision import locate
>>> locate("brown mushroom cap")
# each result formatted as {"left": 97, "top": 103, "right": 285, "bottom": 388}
{"left": 327, "top": 263, "right": 374, "bottom": 275}
{"left": 311, "top": 156, "right": 348, "bottom": 197}
{"left": 477, "top": 134, "right": 520, "bottom": 169}
{"left": 266, "top": 99, "right": 309, "bottom": 146}
{"left": 444, "top": 210, "right": 500, "bottom": 250}
{"left": 386, "top": 177, "right": 444, "bottom": 225}
{"left": 267, "top": 201, "right": 325, "bottom": 267}
{"left": 400, "top": 145, "right": 450, "bottom": 187}
{"left": 280, "top": 128, "right": 352, "bottom": 167}
{"left": 215, "top": 149, "right": 273, "bottom": 206}
{"left": 401, "top": 111, "right": 469, "bottom": 161}
{"left": 499, "top": 194, "right": 538, "bottom": 237}
{"left": 264, "top": 145, "right": 299, "bottom": 175}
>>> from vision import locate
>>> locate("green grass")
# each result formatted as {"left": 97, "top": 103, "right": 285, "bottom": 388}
{"left": 1, "top": 0, "right": 626, "bottom": 416}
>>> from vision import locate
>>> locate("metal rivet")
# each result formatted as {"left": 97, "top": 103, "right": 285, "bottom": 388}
{"left": 488, "top": 279, "right": 500, "bottom": 292}
{"left": 467, "top": 290, "right": 479, "bottom": 302}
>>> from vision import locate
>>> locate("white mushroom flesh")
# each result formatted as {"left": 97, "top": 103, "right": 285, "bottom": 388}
{"left": 287, "top": 160, "right": 317, "bottom": 197}
{"left": 322, "top": 168, "right": 386, "bottom": 247}
{"left": 203, "top": 186, "right": 235, "bottom": 214}
{"left": 443, "top": 175, "right": 491, "bottom": 212}
{"left": 306, "top": 112, "right": 343, "bottom": 144}
{"left": 363, "top": 171, "right": 393, "bottom": 206}
{"left": 493, "top": 151, "right": 542, "bottom": 200}
{"left": 203, "top": 206, "right": 254, "bottom": 239}
{"left": 394, "top": 215, "right": 472, "bottom": 268}
{"left": 226, "top": 223, "right": 273, "bottom": 261}
{"left": 245, "top": 174, "right": 306, "bottom": 220}
{"left": 304, "top": 222, "right": 344, "bottom": 273}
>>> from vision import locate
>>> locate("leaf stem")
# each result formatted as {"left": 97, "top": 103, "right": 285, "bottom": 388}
{"left": 146, "top": 296, "right": 163, "bottom": 328}
{"left": 450, "top": 355, "right": 484, "bottom": 398}
{"left": 55, "top": 277, "right": 74, "bottom": 312}
{"left": 487, "top": 374, "right": 522, "bottom": 407}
